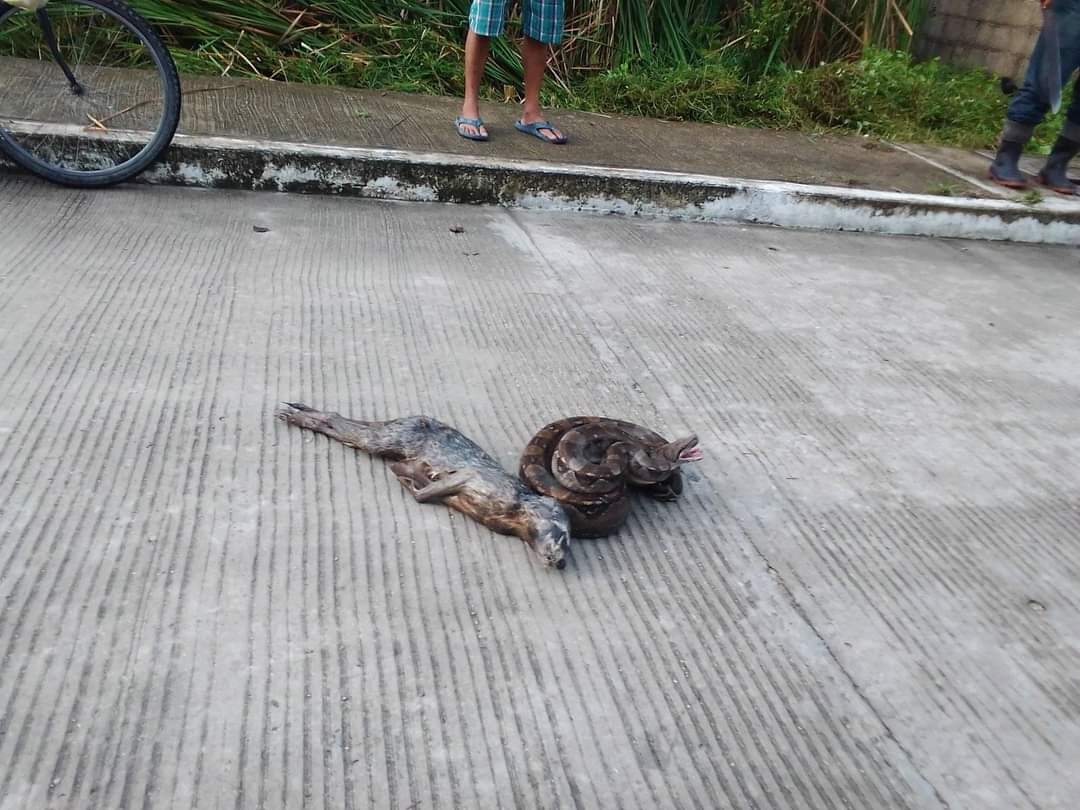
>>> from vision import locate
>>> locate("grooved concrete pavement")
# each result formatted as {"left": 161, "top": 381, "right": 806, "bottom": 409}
{"left": 1, "top": 176, "right": 1078, "bottom": 809}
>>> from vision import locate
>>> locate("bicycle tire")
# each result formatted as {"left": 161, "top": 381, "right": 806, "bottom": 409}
{"left": 0, "top": 0, "right": 181, "bottom": 187}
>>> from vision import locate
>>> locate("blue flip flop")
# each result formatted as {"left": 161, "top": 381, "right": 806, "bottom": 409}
{"left": 515, "top": 119, "right": 567, "bottom": 144}
{"left": 455, "top": 116, "right": 488, "bottom": 141}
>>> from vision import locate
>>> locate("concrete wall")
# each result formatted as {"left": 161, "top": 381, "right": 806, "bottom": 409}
{"left": 915, "top": 0, "right": 1041, "bottom": 80}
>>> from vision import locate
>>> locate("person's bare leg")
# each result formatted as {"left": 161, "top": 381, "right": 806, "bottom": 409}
{"left": 459, "top": 30, "right": 490, "bottom": 139}
{"left": 519, "top": 36, "right": 563, "bottom": 142}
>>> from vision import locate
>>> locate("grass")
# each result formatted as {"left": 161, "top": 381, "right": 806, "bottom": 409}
{"left": 928, "top": 182, "right": 961, "bottom": 197}
{"left": 566, "top": 50, "right": 1065, "bottom": 152}
{"left": 120, "top": 1, "right": 930, "bottom": 87}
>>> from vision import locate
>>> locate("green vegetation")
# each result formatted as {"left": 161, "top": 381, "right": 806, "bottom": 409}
{"left": 570, "top": 50, "right": 1064, "bottom": 151}
{"left": 111, "top": 1, "right": 1062, "bottom": 151}
{"left": 120, "top": 1, "right": 928, "bottom": 88}
{"left": 928, "top": 182, "right": 961, "bottom": 197}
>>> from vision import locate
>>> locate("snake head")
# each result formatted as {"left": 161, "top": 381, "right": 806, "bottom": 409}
{"left": 661, "top": 434, "right": 704, "bottom": 466}
{"left": 525, "top": 498, "right": 571, "bottom": 570}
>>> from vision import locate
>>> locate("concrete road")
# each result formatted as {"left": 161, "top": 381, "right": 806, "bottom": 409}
{"left": 1, "top": 176, "right": 1078, "bottom": 810}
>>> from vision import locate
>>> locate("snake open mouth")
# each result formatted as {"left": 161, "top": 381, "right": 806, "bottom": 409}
{"left": 679, "top": 445, "right": 704, "bottom": 462}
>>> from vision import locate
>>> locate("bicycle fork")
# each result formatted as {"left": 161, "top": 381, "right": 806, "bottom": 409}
{"left": 35, "top": 7, "right": 84, "bottom": 96}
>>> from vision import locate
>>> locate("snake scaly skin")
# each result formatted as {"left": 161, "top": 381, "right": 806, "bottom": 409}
{"left": 519, "top": 416, "right": 703, "bottom": 538}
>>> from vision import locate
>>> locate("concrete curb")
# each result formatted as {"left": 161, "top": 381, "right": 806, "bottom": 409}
{"left": 6, "top": 123, "right": 1080, "bottom": 243}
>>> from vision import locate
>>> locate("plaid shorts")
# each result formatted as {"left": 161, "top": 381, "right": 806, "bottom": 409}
{"left": 468, "top": 0, "right": 565, "bottom": 45}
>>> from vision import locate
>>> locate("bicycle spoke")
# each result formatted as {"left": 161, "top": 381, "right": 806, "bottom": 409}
{"left": 0, "top": 0, "right": 179, "bottom": 183}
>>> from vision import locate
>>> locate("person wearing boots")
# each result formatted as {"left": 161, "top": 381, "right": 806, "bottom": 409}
{"left": 991, "top": 0, "right": 1080, "bottom": 194}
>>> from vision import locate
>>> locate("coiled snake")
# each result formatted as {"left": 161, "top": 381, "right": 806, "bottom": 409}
{"left": 519, "top": 417, "right": 703, "bottom": 537}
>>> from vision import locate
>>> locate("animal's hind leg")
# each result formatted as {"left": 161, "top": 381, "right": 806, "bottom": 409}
{"left": 276, "top": 402, "right": 404, "bottom": 456}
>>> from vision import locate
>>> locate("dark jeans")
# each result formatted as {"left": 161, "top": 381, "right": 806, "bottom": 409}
{"left": 1008, "top": 0, "right": 1080, "bottom": 127}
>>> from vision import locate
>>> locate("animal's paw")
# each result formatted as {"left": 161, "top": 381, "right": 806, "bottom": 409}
{"left": 277, "top": 402, "right": 319, "bottom": 425}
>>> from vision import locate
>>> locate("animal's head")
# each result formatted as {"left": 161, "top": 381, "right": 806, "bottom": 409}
{"left": 524, "top": 498, "right": 572, "bottom": 570}
{"left": 661, "top": 434, "right": 704, "bottom": 466}
{"left": 630, "top": 434, "right": 704, "bottom": 483}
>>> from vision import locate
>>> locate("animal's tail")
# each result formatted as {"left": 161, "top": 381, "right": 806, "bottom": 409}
{"left": 275, "top": 402, "right": 401, "bottom": 457}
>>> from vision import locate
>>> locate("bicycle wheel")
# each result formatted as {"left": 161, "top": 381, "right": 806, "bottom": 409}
{"left": 0, "top": 0, "right": 181, "bottom": 187}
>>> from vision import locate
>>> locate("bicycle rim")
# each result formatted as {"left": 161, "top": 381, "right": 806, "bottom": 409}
{"left": 0, "top": 0, "right": 178, "bottom": 185}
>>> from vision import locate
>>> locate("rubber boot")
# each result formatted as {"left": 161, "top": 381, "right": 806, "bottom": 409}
{"left": 989, "top": 121, "right": 1034, "bottom": 190}
{"left": 1038, "top": 126, "right": 1080, "bottom": 195}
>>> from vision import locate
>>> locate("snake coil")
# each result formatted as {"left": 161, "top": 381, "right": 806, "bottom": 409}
{"left": 519, "top": 416, "right": 703, "bottom": 537}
